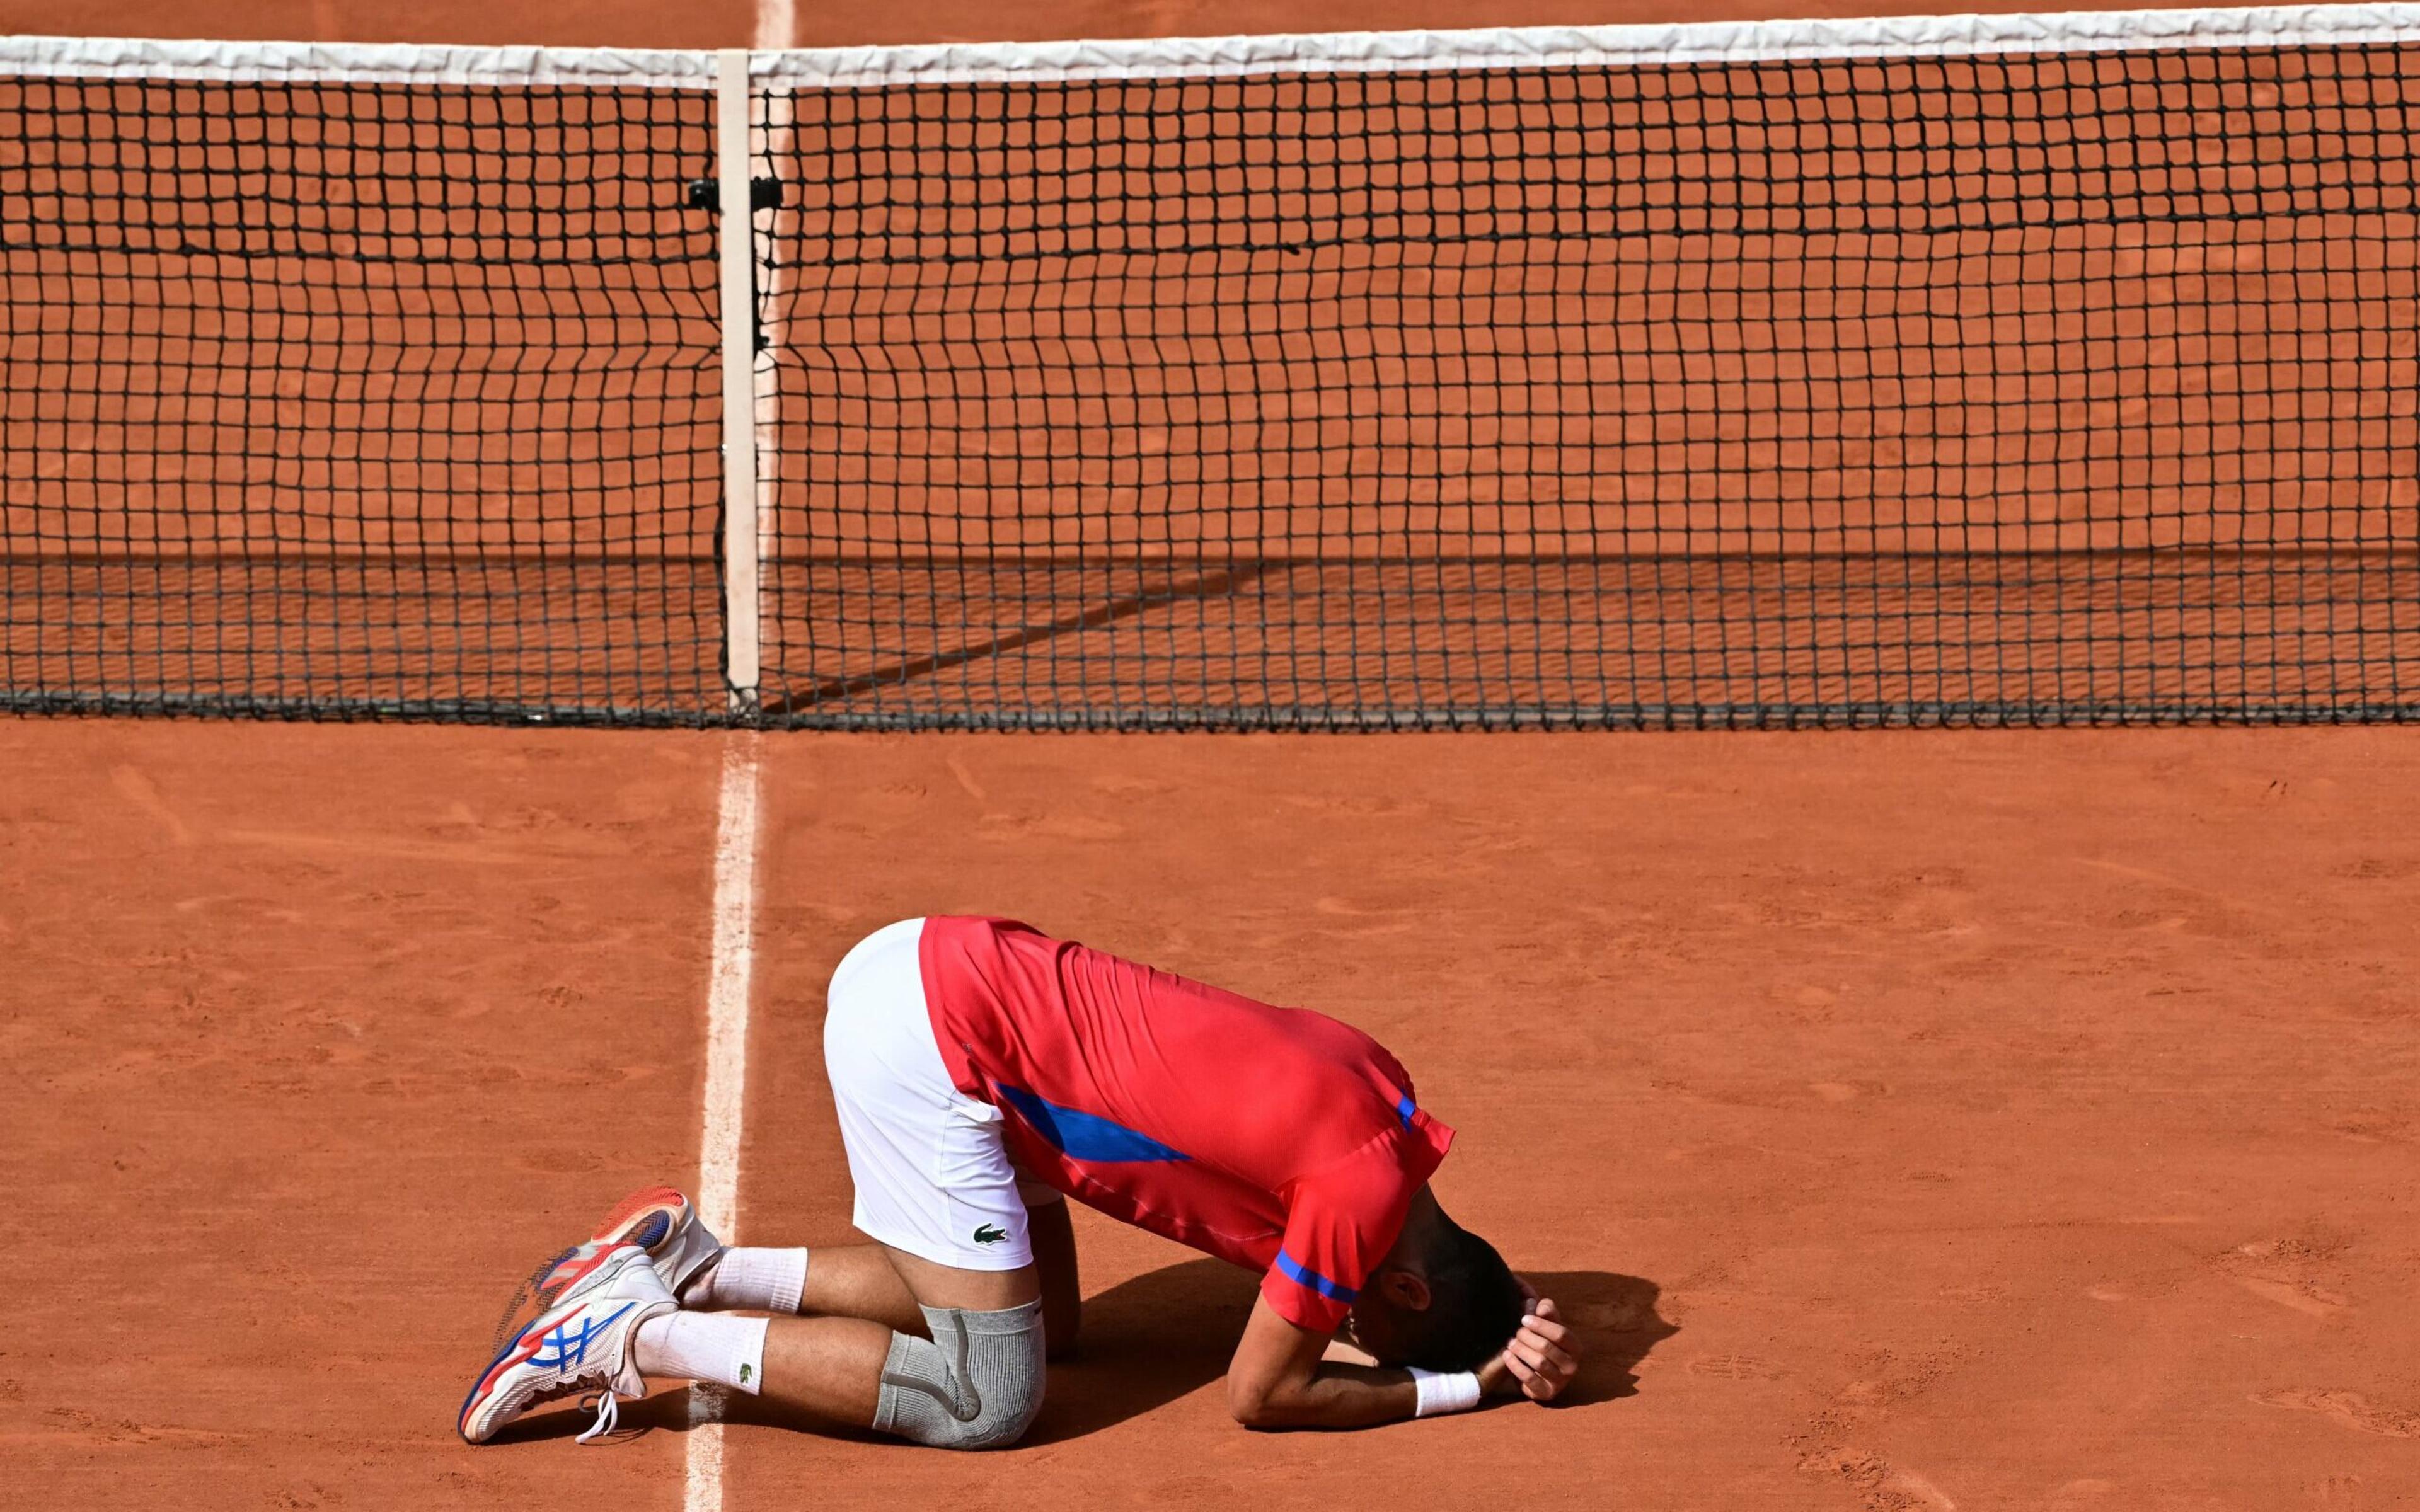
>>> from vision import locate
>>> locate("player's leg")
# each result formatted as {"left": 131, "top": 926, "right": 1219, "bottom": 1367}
{"left": 620, "top": 919, "right": 1046, "bottom": 1445}
{"left": 743, "top": 1249, "right": 1038, "bottom": 1428}
{"left": 676, "top": 1240, "right": 925, "bottom": 1331}
{"left": 791, "top": 1243, "right": 926, "bottom": 1331}
{"left": 581, "top": 1184, "right": 933, "bottom": 1331}
{"left": 812, "top": 918, "right": 1050, "bottom": 1446}
{"left": 688, "top": 1193, "right": 1064, "bottom": 1334}
{"left": 613, "top": 1251, "right": 1037, "bottom": 1431}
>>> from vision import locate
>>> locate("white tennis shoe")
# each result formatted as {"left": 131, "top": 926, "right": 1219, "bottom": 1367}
{"left": 561, "top": 1185, "right": 725, "bottom": 1300}
{"left": 458, "top": 1242, "right": 676, "bottom": 1445}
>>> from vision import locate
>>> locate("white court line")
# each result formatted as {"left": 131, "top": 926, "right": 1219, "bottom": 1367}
{"left": 686, "top": 734, "right": 762, "bottom": 1512}
{"left": 693, "top": 1, "right": 785, "bottom": 1497}
{"left": 757, "top": 0, "right": 797, "bottom": 54}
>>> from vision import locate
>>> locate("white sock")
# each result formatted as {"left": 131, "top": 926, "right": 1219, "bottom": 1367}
{"left": 682, "top": 1246, "right": 809, "bottom": 1314}
{"left": 633, "top": 1312, "right": 769, "bottom": 1395}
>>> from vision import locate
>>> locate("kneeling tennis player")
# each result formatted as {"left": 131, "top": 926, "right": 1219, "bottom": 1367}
{"left": 461, "top": 916, "right": 1581, "bottom": 1446}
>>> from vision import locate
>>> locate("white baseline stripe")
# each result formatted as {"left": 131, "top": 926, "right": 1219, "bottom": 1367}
{"left": 686, "top": 735, "right": 761, "bottom": 1512}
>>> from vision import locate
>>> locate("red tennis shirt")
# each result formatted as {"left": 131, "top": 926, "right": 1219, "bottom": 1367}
{"left": 917, "top": 915, "right": 1455, "bottom": 1332}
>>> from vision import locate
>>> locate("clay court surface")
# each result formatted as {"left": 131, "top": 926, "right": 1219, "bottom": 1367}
{"left": 1, "top": 721, "right": 2414, "bottom": 1508}
{"left": 6, "top": 0, "right": 2420, "bottom": 1504}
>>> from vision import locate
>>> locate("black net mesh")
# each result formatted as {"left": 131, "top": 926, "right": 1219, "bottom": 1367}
{"left": 6, "top": 43, "right": 2419, "bottom": 728}
{"left": 754, "top": 45, "right": 2420, "bottom": 728}
{"left": 0, "top": 74, "right": 726, "bottom": 723}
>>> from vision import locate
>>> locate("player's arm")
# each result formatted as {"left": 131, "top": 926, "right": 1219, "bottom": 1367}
{"left": 1225, "top": 1294, "right": 1418, "bottom": 1429}
{"left": 1226, "top": 1293, "right": 1578, "bottom": 1428}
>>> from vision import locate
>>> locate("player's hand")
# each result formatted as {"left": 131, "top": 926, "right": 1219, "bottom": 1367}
{"left": 1480, "top": 1294, "right": 1579, "bottom": 1403}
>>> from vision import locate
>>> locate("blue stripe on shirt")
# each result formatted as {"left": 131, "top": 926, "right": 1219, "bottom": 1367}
{"left": 995, "top": 1082, "right": 1191, "bottom": 1164}
{"left": 1274, "top": 1249, "right": 1359, "bottom": 1303}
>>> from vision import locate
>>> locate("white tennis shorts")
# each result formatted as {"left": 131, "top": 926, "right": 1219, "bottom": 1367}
{"left": 823, "top": 918, "right": 1056, "bottom": 1272}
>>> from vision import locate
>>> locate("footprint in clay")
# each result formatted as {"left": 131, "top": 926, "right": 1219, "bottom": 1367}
{"left": 2254, "top": 1388, "right": 2420, "bottom": 1439}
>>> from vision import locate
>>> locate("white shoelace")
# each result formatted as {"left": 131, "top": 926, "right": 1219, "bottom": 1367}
{"left": 573, "top": 1389, "right": 622, "bottom": 1445}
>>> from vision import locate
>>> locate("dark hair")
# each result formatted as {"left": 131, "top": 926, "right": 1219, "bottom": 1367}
{"left": 1398, "top": 1224, "right": 1527, "bottom": 1372}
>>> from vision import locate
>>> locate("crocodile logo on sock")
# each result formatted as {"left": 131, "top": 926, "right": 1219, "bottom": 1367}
{"left": 972, "top": 1223, "right": 1009, "bottom": 1246}
{"left": 739, "top": 1363, "right": 752, "bottom": 1385}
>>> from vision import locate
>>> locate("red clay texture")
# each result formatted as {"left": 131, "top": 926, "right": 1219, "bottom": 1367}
{"left": 4, "top": 721, "right": 2416, "bottom": 1509}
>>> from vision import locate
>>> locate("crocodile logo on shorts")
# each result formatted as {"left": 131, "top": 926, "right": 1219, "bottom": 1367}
{"left": 972, "top": 1223, "right": 1010, "bottom": 1246}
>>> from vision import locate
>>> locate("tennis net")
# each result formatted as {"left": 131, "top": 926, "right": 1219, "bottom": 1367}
{"left": 1, "top": 42, "right": 729, "bottom": 722}
{"left": 7, "top": 11, "right": 2419, "bottom": 727}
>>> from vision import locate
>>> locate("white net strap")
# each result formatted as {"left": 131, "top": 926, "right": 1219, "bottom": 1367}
{"left": 755, "top": 4, "right": 2420, "bottom": 86}
{"left": 0, "top": 33, "right": 715, "bottom": 88}
{"left": 9, "top": 3, "right": 2420, "bottom": 88}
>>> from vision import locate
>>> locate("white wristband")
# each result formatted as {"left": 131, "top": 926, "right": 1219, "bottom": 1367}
{"left": 1410, "top": 1368, "right": 1483, "bottom": 1418}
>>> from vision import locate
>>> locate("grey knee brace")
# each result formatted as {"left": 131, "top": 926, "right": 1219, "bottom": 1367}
{"left": 873, "top": 1300, "right": 1045, "bottom": 1450}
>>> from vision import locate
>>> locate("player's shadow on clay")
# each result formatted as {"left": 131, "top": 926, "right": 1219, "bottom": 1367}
{"left": 491, "top": 1260, "right": 1670, "bottom": 1445}
{"left": 1032, "top": 1259, "right": 1675, "bottom": 1440}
